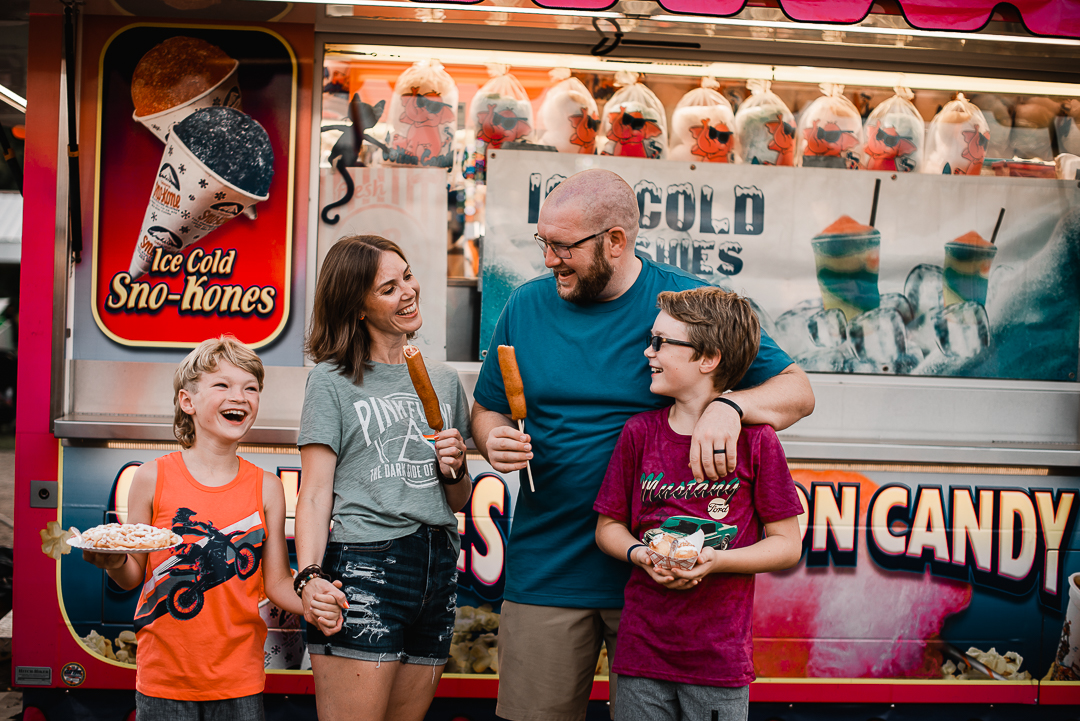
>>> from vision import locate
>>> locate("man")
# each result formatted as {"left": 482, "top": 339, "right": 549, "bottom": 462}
{"left": 472, "top": 168, "right": 814, "bottom": 721}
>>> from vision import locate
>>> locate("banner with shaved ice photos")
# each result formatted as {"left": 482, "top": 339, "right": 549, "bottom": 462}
{"left": 483, "top": 151, "right": 1080, "bottom": 382}
{"left": 91, "top": 25, "right": 296, "bottom": 348}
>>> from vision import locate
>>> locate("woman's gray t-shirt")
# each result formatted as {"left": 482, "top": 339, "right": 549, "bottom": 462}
{"left": 298, "top": 359, "right": 471, "bottom": 552}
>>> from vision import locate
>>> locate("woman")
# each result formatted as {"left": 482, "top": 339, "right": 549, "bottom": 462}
{"left": 295, "top": 235, "right": 472, "bottom": 721}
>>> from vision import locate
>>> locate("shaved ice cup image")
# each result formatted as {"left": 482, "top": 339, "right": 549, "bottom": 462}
{"left": 133, "top": 60, "right": 241, "bottom": 144}
{"left": 811, "top": 216, "right": 881, "bottom": 321}
{"left": 130, "top": 107, "right": 273, "bottom": 278}
{"left": 943, "top": 231, "right": 997, "bottom": 306}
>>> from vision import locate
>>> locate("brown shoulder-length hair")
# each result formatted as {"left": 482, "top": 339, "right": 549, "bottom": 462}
{"left": 306, "top": 235, "right": 410, "bottom": 383}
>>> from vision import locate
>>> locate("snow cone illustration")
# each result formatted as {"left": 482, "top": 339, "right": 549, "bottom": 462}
{"left": 130, "top": 107, "right": 273, "bottom": 278}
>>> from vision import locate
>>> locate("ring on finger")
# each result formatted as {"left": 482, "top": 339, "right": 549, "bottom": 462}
{"left": 712, "top": 448, "right": 727, "bottom": 454}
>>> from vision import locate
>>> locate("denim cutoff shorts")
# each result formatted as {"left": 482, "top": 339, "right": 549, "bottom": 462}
{"left": 306, "top": 525, "right": 458, "bottom": 665}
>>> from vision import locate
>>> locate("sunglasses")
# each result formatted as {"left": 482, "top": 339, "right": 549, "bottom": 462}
{"left": 781, "top": 120, "right": 796, "bottom": 137}
{"left": 534, "top": 228, "right": 611, "bottom": 259}
{"left": 876, "top": 127, "right": 903, "bottom": 148}
{"left": 815, "top": 127, "right": 845, "bottom": 143}
{"left": 621, "top": 113, "right": 648, "bottom": 131}
{"left": 411, "top": 94, "right": 450, "bottom": 113}
{"left": 585, "top": 114, "right": 600, "bottom": 131}
{"left": 708, "top": 127, "right": 732, "bottom": 144}
{"left": 493, "top": 113, "right": 526, "bottom": 130}
{"left": 646, "top": 333, "right": 696, "bottom": 352}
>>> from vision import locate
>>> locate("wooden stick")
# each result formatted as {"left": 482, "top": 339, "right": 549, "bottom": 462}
{"left": 519, "top": 418, "right": 535, "bottom": 492}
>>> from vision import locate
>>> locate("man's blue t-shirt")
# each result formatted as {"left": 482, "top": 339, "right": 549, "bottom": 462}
{"left": 473, "top": 254, "right": 793, "bottom": 608}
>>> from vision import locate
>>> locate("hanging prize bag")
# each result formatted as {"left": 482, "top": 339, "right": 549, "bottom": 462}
{"left": 537, "top": 68, "right": 599, "bottom": 155}
{"left": 669, "top": 78, "right": 737, "bottom": 163}
{"left": 384, "top": 59, "right": 458, "bottom": 168}
{"left": 734, "top": 79, "right": 796, "bottom": 166}
{"left": 599, "top": 71, "right": 667, "bottom": 159}
{"left": 796, "top": 83, "right": 863, "bottom": 169}
{"left": 921, "top": 93, "right": 990, "bottom": 175}
{"left": 861, "top": 87, "right": 923, "bottom": 172}
{"left": 467, "top": 64, "right": 534, "bottom": 182}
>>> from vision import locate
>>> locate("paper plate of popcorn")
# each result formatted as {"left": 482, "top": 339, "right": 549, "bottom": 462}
{"left": 67, "top": 523, "right": 184, "bottom": 553}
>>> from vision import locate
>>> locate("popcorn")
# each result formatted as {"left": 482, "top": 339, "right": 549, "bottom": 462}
{"left": 469, "top": 632, "right": 498, "bottom": 673}
{"left": 115, "top": 630, "right": 138, "bottom": 665}
{"left": 40, "top": 521, "right": 73, "bottom": 560}
{"left": 941, "top": 646, "right": 1031, "bottom": 680}
{"left": 82, "top": 630, "right": 116, "bottom": 660}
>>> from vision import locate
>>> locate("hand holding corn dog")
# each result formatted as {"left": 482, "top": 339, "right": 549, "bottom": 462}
{"left": 498, "top": 345, "right": 535, "bottom": 492}
{"left": 404, "top": 344, "right": 467, "bottom": 483}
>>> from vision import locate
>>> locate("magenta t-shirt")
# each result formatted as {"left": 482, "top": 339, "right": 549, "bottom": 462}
{"left": 593, "top": 407, "right": 803, "bottom": 688}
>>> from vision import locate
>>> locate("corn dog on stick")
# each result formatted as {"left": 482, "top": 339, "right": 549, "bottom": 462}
{"left": 498, "top": 345, "right": 534, "bottom": 492}
{"left": 404, "top": 344, "right": 443, "bottom": 433}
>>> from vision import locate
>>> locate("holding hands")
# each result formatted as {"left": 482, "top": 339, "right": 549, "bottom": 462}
{"left": 301, "top": 576, "right": 349, "bottom": 635}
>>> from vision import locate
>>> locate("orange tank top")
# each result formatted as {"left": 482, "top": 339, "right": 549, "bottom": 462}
{"left": 133, "top": 452, "right": 267, "bottom": 701}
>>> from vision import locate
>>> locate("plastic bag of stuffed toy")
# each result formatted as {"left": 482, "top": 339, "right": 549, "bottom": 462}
{"left": 599, "top": 71, "right": 667, "bottom": 159}
{"left": 383, "top": 59, "right": 458, "bottom": 168}
{"left": 467, "top": 64, "right": 534, "bottom": 181}
{"left": 734, "top": 79, "right": 795, "bottom": 166}
{"left": 537, "top": 68, "right": 599, "bottom": 155}
{"left": 669, "top": 77, "right": 737, "bottom": 163}
{"left": 860, "top": 87, "right": 923, "bottom": 172}
{"left": 796, "top": 83, "right": 862, "bottom": 169}
{"left": 921, "top": 93, "right": 990, "bottom": 175}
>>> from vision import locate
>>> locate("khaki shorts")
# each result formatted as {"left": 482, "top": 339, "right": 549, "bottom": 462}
{"left": 496, "top": 600, "right": 621, "bottom": 721}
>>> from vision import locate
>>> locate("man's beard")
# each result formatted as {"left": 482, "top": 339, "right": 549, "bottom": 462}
{"left": 556, "top": 242, "right": 615, "bottom": 304}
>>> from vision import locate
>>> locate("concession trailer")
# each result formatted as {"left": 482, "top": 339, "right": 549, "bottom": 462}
{"left": 11, "top": 0, "right": 1080, "bottom": 719}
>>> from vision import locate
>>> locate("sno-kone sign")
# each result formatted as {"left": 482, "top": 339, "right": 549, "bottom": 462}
{"left": 91, "top": 26, "right": 297, "bottom": 348}
{"left": 483, "top": 151, "right": 1080, "bottom": 381}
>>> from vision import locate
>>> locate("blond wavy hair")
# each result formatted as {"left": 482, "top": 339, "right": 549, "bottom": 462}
{"left": 173, "top": 336, "right": 265, "bottom": 449}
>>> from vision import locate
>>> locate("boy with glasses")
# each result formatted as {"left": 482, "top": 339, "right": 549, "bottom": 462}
{"left": 594, "top": 286, "right": 803, "bottom": 721}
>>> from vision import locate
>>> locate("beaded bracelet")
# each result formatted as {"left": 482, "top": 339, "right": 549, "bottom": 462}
{"left": 294, "top": 564, "right": 330, "bottom": 597}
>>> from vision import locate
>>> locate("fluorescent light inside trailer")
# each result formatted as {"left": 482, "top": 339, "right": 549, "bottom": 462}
{"left": 325, "top": 43, "right": 1080, "bottom": 96}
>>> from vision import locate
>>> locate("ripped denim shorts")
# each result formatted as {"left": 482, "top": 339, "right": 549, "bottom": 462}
{"left": 306, "top": 525, "right": 458, "bottom": 665}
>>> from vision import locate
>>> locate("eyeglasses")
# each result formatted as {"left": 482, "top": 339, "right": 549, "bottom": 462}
{"left": 533, "top": 228, "right": 611, "bottom": 259}
{"left": 646, "top": 333, "right": 696, "bottom": 352}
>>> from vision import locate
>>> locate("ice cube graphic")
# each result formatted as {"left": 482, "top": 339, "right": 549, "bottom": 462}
{"left": 904, "top": 264, "right": 944, "bottom": 315}
{"left": 773, "top": 298, "right": 824, "bottom": 358}
{"left": 795, "top": 346, "right": 855, "bottom": 373}
{"left": 879, "top": 292, "right": 916, "bottom": 326}
{"left": 848, "top": 307, "right": 918, "bottom": 374}
{"left": 808, "top": 307, "right": 847, "bottom": 348}
{"left": 936, "top": 301, "right": 991, "bottom": 358}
